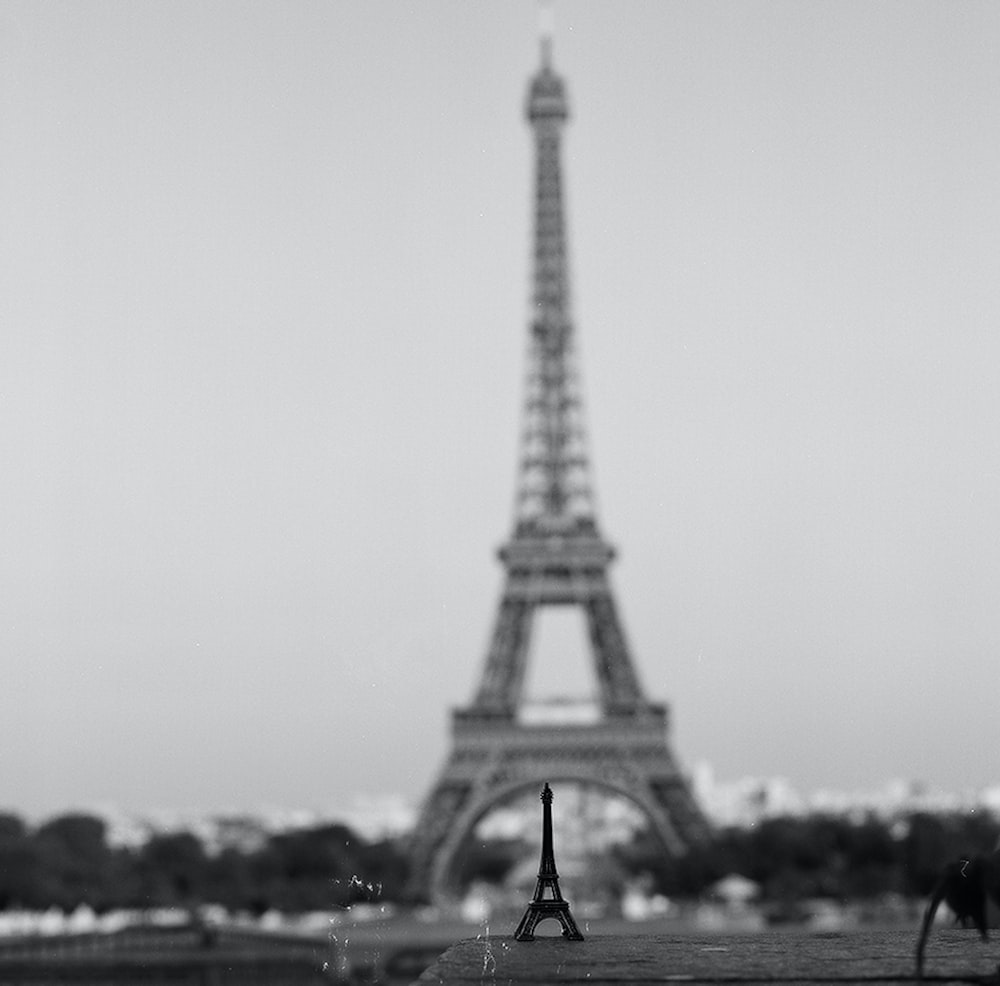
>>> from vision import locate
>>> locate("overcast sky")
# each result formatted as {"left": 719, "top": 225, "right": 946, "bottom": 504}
{"left": 3, "top": 1, "right": 1000, "bottom": 820}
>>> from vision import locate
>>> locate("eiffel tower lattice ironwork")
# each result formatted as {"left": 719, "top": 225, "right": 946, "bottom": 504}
{"left": 407, "top": 34, "right": 710, "bottom": 903}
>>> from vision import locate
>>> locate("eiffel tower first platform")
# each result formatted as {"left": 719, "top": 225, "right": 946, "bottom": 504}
{"left": 407, "top": 34, "right": 710, "bottom": 903}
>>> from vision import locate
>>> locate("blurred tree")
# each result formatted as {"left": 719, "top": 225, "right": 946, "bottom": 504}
{"left": 841, "top": 814, "right": 900, "bottom": 897}
{"left": 206, "top": 847, "right": 255, "bottom": 911}
{"left": 453, "top": 837, "right": 524, "bottom": 889}
{"left": 358, "top": 837, "right": 409, "bottom": 890}
{"left": 0, "top": 814, "right": 26, "bottom": 841}
{"left": 616, "top": 811, "right": 999, "bottom": 905}
{"left": 137, "top": 832, "right": 208, "bottom": 907}
{"left": 35, "top": 814, "right": 113, "bottom": 910}
{"left": 902, "top": 812, "right": 1000, "bottom": 896}
{"left": 0, "top": 813, "right": 42, "bottom": 909}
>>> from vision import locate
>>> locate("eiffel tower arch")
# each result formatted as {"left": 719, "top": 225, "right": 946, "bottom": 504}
{"left": 408, "top": 33, "right": 710, "bottom": 903}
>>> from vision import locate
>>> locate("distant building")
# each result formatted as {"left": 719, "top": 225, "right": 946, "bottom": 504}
{"left": 692, "top": 761, "right": 1000, "bottom": 827}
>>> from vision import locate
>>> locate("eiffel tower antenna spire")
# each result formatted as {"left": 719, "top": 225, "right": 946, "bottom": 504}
{"left": 538, "top": 0, "right": 555, "bottom": 69}
{"left": 407, "top": 26, "right": 710, "bottom": 906}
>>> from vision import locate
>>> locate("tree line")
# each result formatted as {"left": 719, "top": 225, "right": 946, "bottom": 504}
{"left": 1, "top": 809, "right": 996, "bottom": 914}
{"left": 622, "top": 810, "right": 1000, "bottom": 902}
{"left": 462, "top": 810, "right": 1000, "bottom": 905}
{"left": 0, "top": 813, "right": 408, "bottom": 914}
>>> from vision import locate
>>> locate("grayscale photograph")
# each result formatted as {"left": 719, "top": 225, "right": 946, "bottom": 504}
{"left": 2, "top": 2, "right": 999, "bottom": 982}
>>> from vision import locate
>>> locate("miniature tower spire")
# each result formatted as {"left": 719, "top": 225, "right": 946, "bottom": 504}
{"left": 514, "top": 783, "right": 584, "bottom": 941}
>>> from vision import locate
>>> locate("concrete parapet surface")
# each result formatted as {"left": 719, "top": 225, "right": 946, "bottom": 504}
{"left": 416, "top": 929, "right": 1000, "bottom": 985}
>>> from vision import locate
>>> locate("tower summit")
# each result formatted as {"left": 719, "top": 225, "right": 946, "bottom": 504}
{"left": 407, "top": 32, "right": 710, "bottom": 904}
{"left": 519, "top": 21, "right": 587, "bottom": 533}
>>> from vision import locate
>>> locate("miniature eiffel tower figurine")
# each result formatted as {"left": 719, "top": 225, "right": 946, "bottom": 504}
{"left": 514, "top": 784, "right": 584, "bottom": 941}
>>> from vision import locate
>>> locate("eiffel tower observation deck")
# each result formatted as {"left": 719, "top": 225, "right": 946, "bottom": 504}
{"left": 407, "top": 28, "right": 710, "bottom": 904}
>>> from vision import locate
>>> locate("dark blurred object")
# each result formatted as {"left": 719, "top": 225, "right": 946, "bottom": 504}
{"left": 915, "top": 845, "right": 1000, "bottom": 978}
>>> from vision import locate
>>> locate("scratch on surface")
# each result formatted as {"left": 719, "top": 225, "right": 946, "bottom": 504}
{"left": 478, "top": 921, "right": 496, "bottom": 978}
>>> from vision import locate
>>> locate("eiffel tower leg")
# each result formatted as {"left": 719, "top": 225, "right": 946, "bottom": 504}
{"left": 473, "top": 596, "right": 534, "bottom": 713}
{"left": 559, "top": 905, "right": 585, "bottom": 940}
{"left": 406, "top": 777, "right": 472, "bottom": 902}
{"left": 513, "top": 906, "right": 540, "bottom": 941}
{"left": 646, "top": 777, "right": 712, "bottom": 850}
{"left": 585, "top": 590, "right": 643, "bottom": 712}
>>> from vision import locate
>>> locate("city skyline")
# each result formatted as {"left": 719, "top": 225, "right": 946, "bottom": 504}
{"left": 4, "top": 2, "right": 1000, "bottom": 818}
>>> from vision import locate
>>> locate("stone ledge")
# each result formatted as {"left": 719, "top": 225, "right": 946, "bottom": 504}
{"left": 415, "top": 929, "right": 1000, "bottom": 985}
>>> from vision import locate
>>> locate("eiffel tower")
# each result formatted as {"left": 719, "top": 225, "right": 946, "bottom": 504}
{"left": 407, "top": 32, "right": 710, "bottom": 903}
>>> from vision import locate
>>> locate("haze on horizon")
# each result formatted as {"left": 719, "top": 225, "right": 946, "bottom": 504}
{"left": 3, "top": 1, "right": 1000, "bottom": 820}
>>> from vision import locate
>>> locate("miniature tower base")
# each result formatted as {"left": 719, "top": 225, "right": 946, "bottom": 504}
{"left": 514, "top": 897, "right": 584, "bottom": 942}
{"left": 514, "top": 783, "right": 584, "bottom": 942}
